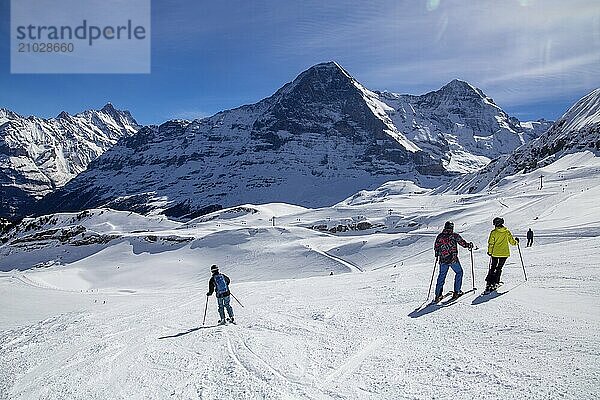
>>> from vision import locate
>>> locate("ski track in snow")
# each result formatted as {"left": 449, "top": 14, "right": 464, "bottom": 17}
{"left": 1, "top": 152, "right": 600, "bottom": 399}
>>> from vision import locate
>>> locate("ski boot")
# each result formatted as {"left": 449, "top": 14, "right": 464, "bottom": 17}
{"left": 451, "top": 291, "right": 464, "bottom": 300}
{"left": 217, "top": 319, "right": 226, "bottom": 326}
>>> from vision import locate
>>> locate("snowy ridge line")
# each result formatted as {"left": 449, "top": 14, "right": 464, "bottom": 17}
{"left": 0, "top": 104, "right": 140, "bottom": 219}
{"left": 445, "top": 89, "right": 600, "bottom": 193}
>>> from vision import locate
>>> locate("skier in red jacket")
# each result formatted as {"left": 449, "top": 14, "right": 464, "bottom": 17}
{"left": 434, "top": 221, "right": 474, "bottom": 302}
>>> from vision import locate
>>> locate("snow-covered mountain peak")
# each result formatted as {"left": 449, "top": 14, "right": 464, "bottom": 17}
{"left": 0, "top": 108, "right": 21, "bottom": 123}
{"left": 558, "top": 88, "right": 600, "bottom": 132}
{"left": 433, "top": 78, "right": 500, "bottom": 109}
{"left": 101, "top": 102, "right": 117, "bottom": 112}
{"left": 37, "top": 63, "right": 449, "bottom": 219}
{"left": 0, "top": 105, "right": 141, "bottom": 219}
{"left": 375, "top": 79, "right": 532, "bottom": 173}
{"left": 276, "top": 61, "right": 357, "bottom": 101}
{"left": 301, "top": 60, "right": 353, "bottom": 79}
{"left": 14, "top": 62, "right": 561, "bottom": 219}
{"left": 56, "top": 111, "right": 70, "bottom": 119}
{"left": 445, "top": 87, "right": 600, "bottom": 193}
{"left": 252, "top": 62, "right": 423, "bottom": 154}
{"left": 441, "top": 78, "right": 483, "bottom": 95}
{"left": 99, "top": 102, "right": 129, "bottom": 120}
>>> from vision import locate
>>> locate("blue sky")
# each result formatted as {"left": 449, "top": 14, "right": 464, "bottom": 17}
{"left": 0, "top": 0, "right": 599, "bottom": 124}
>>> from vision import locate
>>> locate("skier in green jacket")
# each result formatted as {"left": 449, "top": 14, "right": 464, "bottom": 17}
{"left": 486, "top": 217, "right": 519, "bottom": 293}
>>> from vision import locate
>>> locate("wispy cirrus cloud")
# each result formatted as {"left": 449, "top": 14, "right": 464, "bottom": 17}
{"left": 240, "top": 0, "right": 600, "bottom": 113}
{"left": 146, "top": 0, "right": 600, "bottom": 119}
{"left": 2, "top": 0, "right": 597, "bottom": 123}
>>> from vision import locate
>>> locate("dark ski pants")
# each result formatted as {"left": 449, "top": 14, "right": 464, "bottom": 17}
{"left": 217, "top": 295, "right": 234, "bottom": 321}
{"left": 435, "top": 262, "right": 463, "bottom": 296}
{"left": 527, "top": 238, "right": 533, "bottom": 247}
{"left": 486, "top": 257, "right": 508, "bottom": 286}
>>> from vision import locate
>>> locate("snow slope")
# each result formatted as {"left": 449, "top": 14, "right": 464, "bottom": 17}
{"left": 1, "top": 151, "right": 599, "bottom": 399}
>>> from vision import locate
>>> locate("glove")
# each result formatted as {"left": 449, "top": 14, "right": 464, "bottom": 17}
{"left": 206, "top": 292, "right": 211, "bottom": 296}
{"left": 515, "top": 237, "right": 520, "bottom": 243}
{"left": 468, "top": 242, "right": 474, "bottom": 249}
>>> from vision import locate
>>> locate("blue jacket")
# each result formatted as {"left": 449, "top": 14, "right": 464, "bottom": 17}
{"left": 207, "top": 273, "right": 231, "bottom": 298}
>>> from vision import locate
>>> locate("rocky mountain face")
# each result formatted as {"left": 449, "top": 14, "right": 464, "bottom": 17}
{"left": 37, "top": 63, "right": 452, "bottom": 219}
{"left": 378, "top": 80, "right": 552, "bottom": 173}
{"left": 446, "top": 88, "right": 600, "bottom": 193}
{"left": 0, "top": 104, "right": 139, "bottom": 219}
{"left": 30, "top": 62, "right": 554, "bottom": 219}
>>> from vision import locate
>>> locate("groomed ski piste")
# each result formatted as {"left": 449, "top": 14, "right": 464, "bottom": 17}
{"left": 1, "top": 151, "right": 599, "bottom": 399}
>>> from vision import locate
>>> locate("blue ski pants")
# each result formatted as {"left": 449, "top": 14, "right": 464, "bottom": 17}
{"left": 435, "top": 262, "right": 463, "bottom": 296}
{"left": 217, "top": 295, "right": 234, "bottom": 321}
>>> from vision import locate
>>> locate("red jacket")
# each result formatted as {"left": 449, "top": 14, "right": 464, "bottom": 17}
{"left": 434, "top": 229, "right": 469, "bottom": 264}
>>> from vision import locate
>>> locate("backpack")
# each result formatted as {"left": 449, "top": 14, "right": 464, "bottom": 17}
{"left": 214, "top": 274, "right": 229, "bottom": 295}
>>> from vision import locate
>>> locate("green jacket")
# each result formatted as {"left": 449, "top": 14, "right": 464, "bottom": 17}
{"left": 488, "top": 227, "right": 517, "bottom": 257}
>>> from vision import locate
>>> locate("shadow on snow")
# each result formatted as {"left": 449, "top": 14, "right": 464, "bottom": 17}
{"left": 158, "top": 326, "right": 218, "bottom": 339}
{"left": 471, "top": 290, "right": 506, "bottom": 305}
{"left": 471, "top": 281, "right": 527, "bottom": 305}
{"left": 408, "top": 289, "right": 476, "bottom": 318}
{"left": 408, "top": 303, "right": 445, "bottom": 318}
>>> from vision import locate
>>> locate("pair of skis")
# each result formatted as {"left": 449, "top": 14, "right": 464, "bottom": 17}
{"left": 192, "top": 318, "right": 237, "bottom": 331}
{"left": 419, "top": 249, "right": 478, "bottom": 309}
{"left": 436, "top": 288, "right": 477, "bottom": 305}
{"left": 412, "top": 288, "right": 476, "bottom": 314}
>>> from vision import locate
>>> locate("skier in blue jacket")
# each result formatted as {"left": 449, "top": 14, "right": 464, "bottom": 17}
{"left": 206, "top": 264, "right": 234, "bottom": 325}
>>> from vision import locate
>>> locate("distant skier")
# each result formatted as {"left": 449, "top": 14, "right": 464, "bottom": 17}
{"left": 433, "top": 221, "right": 474, "bottom": 302}
{"left": 206, "top": 264, "right": 234, "bottom": 325}
{"left": 526, "top": 228, "right": 534, "bottom": 247}
{"left": 486, "top": 217, "right": 519, "bottom": 292}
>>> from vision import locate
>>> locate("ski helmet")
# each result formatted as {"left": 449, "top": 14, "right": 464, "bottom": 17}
{"left": 493, "top": 217, "right": 504, "bottom": 227}
{"left": 444, "top": 221, "right": 454, "bottom": 230}
{"left": 210, "top": 264, "right": 219, "bottom": 273}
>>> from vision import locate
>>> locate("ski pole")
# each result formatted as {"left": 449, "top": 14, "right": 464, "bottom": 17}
{"left": 469, "top": 247, "right": 476, "bottom": 290}
{"left": 517, "top": 242, "right": 528, "bottom": 281}
{"left": 424, "top": 257, "right": 438, "bottom": 304}
{"left": 230, "top": 293, "right": 245, "bottom": 308}
{"left": 202, "top": 295, "right": 209, "bottom": 326}
{"left": 485, "top": 256, "right": 492, "bottom": 288}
